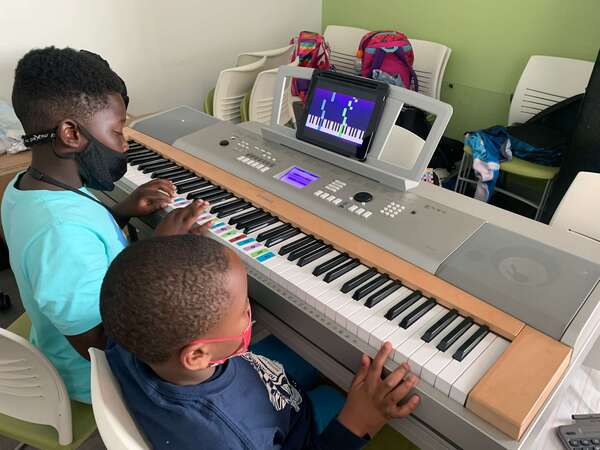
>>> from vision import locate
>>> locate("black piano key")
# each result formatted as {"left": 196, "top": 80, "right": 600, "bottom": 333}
{"left": 288, "top": 241, "right": 324, "bottom": 262}
{"left": 352, "top": 274, "right": 389, "bottom": 300}
{"left": 126, "top": 150, "right": 152, "bottom": 159}
{"left": 323, "top": 259, "right": 360, "bottom": 283}
{"left": 265, "top": 228, "right": 300, "bottom": 247}
{"left": 243, "top": 216, "right": 278, "bottom": 234}
{"left": 138, "top": 158, "right": 167, "bottom": 170}
{"left": 129, "top": 155, "right": 163, "bottom": 165}
{"left": 188, "top": 186, "right": 220, "bottom": 199}
{"left": 256, "top": 223, "right": 292, "bottom": 242}
{"left": 400, "top": 299, "right": 436, "bottom": 329}
{"left": 151, "top": 166, "right": 184, "bottom": 178}
{"left": 452, "top": 326, "right": 489, "bottom": 362}
{"left": 421, "top": 309, "right": 459, "bottom": 343}
{"left": 177, "top": 180, "right": 211, "bottom": 194}
{"left": 214, "top": 201, "right": 250, "bottom": 218}
{"left": 279, "top": 236, "right": 315, "bottom": 256}
{"left": 165, "top": 171, "right": 195, "bottom": 183}
{"left": 341, "top": 268, "right": 378, "bottom": 294}
{"left": 436, "top": 317, "right": 474, "bottom": 352}
{"left": 230, "top": 209, "right": 264, "bottom": 226}
{"left": 141, "top": 161, "right": 174, "bottom": 173}
{"left": 237, "top": 211, "right": 271, "bottom": 229}
{"left": 364, "top": 281, "right": 402, "bottom": 308}
{"left": 200, "top": 191, "right": 234, "bottom": 204}
{"left": 127, "top": 143, "right": 145, "bottom": 150}
{"left": 312, "top": 253, "right": 350, "bottom": 276}
{"left": 173, "top": 176, "right": 204, "bottom": 186}
{"left": 298, "top": 246, "right": 333, "bottom": 268}
{"left": 384, "top": 290, "right": 422, "bottom": 321}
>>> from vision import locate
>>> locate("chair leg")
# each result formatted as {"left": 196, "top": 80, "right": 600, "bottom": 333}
{"left": 13, "top": 443, "right": 27, "bottom": 450}
{"left": 459, "top": 154, "right": 472, "bottom": 195}
{"left": 535, "top": 178, "right": 554, "bottom": 221}
{"left": 455, "top": 153, "right": 467, "bottom": 193}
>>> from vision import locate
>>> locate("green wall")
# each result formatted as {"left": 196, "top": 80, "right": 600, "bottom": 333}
{"left": 322, "top": 0, "right": 600, "bottom": 139}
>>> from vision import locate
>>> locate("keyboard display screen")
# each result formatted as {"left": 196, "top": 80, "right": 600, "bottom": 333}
{"left": 305, "top": 87, "right": 376, "bottom": 147}
{"left": 278, "top": 166, "right": 320, "bottom": 189}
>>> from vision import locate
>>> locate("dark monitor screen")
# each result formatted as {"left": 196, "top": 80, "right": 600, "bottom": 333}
{"left": 296, "top": 71, "right": 388, "bottom": 161}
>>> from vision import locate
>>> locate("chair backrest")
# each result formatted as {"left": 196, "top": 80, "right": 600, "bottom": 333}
{"left": 213, "top": 57, "right": 267, "bottom": 123}
{"left": 550, "top": 171, "right": 600, "bottom": 243}
{"left": 0, "top": 328, "right": 72, "bottom": 445}
{"left": 323, "top": 25, "right": 369, "bottom": 75}
{"left": 509, "top": 55, "right": 594, "bottom": 125}
{"left": 236, "top": 44, "right": 294, "bottom": 70}
{"left": 89, "top": 348, "right": 150, "bottom": 450}
{"left": 409, "top": 39, "right": 451, "bottom": 99}
{"left": 250, "top": 66, "right": 294, "bottom": 125}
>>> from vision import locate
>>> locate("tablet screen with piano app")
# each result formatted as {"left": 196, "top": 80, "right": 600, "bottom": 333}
{"left": 296, "top": 71, "right": 388, "bottom": 161}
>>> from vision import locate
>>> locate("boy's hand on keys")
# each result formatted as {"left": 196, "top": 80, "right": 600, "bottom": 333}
{"left": 115, "top": 179, "right": 176, "bottom": 218}
{"left": 155, "top": 200, "right": 211, "bottom": 237}
{"left": 337, "top": 342, "right": 420, "bottom": 438}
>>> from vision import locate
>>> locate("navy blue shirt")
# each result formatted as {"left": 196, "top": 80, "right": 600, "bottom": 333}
{"left": 106, "top": 342, "right": 367, "bottom": 450}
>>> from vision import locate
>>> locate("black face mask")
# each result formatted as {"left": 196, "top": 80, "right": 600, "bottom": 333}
{"left": 76, "top": 126, "right": 127, "bottom": 191}
{"left": 22, "top": 124, "right": 127, "bottom": 191}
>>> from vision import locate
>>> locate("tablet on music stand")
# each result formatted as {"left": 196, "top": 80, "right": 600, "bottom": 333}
{"left": 296, "top": 70, "right": 388, "bottom": 161}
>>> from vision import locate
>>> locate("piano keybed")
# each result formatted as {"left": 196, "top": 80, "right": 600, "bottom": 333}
{"left": 121, "top": 129, "right": 572, "bottom": 441}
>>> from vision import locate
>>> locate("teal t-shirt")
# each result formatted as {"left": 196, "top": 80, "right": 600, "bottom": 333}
{"left": 1, "top": 174, "right": 127, "bottom": 403}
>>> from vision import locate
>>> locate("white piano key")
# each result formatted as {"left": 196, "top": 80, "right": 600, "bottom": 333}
{"left": 449, "top": 337, "right": 510, "bottom": 405}
{"left": 408, "top": 316, "right": 465, "bottom": 376}
{"left": 387, "top": 304, "right": 448, "bottom": 362}
{"left": 286, "top": 251, "right": 338, "bottom": 298}
{"left": 368, "top": 287, "right": 423, "bottom": 347}
{"left": 394, "top": 311, "right": 460, "bottom": 362}
{"left": 359, "top": 286, "right": 415, "bottom": 344}
{"left": 421, "top": 324, "right": 479, "bottom": 386}
{"left": 348, "top": 282, "right": 405, "bottom": 340}
{"left": 434, "top": 332, "right": 497, "bottom": 396}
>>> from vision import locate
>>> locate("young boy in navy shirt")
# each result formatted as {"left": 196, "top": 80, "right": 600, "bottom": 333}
{"left": 3, "top": 47, "right": 209, "bottom": 403}
{"left": 101, "top": 235, "right": 420, "bottom": 450}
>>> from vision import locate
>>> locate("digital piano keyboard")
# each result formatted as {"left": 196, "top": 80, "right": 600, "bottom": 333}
{"left": 96, "top": 106, "right": 600, "bottom": 450}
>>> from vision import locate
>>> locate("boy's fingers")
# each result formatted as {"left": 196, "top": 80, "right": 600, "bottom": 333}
{"left": 351, "top": 354, "right": 371, "bottom": 387}
{"left": 367, "top": 342, "right": 393, "bottom": 386}
{"left": 388, "top": 373, "right": 418, "bottom": 405}
{"left": 190, "top": 222, "right": 210, "bottom": 235}
{"left": 378, "top": 362, "right": 410, "bottom": 398}
{"left": 389, "top": 394, "right": 420, "bottom": 418}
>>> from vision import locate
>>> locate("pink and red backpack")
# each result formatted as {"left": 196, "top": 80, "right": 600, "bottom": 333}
{"left": 290, "top": 31, "right": 331, "bottom": 101}
{"left": 357, "top": 31, "right": 418, "bottom": 91}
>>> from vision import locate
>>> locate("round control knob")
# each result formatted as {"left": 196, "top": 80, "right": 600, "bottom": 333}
{"left": 219, "top": 139, "right": 230, "bottom": 146}
{"left": 353, "top": 192, "right": 373, "bottom": 203}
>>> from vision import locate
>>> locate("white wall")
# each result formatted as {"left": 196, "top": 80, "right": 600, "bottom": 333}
{"left": 0, "top": 0, "right": 322, "bottom": 116}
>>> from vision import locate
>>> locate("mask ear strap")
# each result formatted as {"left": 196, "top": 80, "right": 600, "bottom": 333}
{"left": 22, "top": 127, "right": 78, "bottom": 160}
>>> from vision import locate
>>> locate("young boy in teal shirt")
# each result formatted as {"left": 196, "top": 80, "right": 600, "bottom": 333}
{"left": 2, "top": 47, "right": 208, "bottom": 403}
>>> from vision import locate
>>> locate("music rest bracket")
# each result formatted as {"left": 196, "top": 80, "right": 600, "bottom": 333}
{"left": 264, "top": 66, "right": 453, "bottom": 192}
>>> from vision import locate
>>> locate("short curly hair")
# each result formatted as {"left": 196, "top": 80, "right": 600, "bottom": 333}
{"left": 12, "top": 46, "right": 127, "bottom": 134}
{"left": 100, "top": 235, "right": 233, "bottom": 364}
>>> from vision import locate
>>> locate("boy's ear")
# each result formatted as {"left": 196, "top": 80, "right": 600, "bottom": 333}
{"left": 55, "top": 119, "right": 87, "bottom": 153}
{"left": 179, "top": 343, "right": 212, "bottom": 371}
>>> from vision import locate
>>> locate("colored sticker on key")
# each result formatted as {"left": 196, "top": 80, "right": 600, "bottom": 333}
{"left": 242, "top": 242, "right": 262, "bottom": 252}
{"left": 256, "top": 252, "right": 276, "bottom": 262}
{"left": 229, "top": 234, "right": 247, "bottom": 243}
{"left": 214, "top": 226, "right": 231, "bottom": 234}
{"left": 210, "top": 222, "right": 226, "bottom": 229}
{"left": 236, "top": 238, "right": 255, "bottom": 247}
{"left": 220, "top": 229, "right": 239, "bottom": 239}
{"left": 250, "top": 248, "right": 270, "bottom": 258}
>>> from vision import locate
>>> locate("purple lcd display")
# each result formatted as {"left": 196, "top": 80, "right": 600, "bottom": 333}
{"left": 278, "top": 166, "right": 320, "bottom": 188}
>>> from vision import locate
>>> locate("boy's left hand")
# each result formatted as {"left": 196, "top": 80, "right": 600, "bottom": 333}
{"left": 113, "top": 179, "right": 176, "bottom": 219}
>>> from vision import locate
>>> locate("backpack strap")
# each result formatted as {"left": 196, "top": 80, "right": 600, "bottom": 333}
{"left": 392, "top": 47, "right": 419, "bottom": 91}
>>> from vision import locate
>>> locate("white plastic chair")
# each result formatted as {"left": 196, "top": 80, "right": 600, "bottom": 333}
{"left": 410, "top": 39, "right": 451, "bottom": 99}
{"left": 236, "top": 44, "right": 294, "bottom": 70}
{"left": 509, "top": 56, "right": 594, "bottom": 125}
{"left": 89, "top": 348, "right": 150, "bottom": 450}
{"left": 550, "top": 171, "right": 600, "bottom": 242}
{"left": 249, "top": 66, "right": 294, "bottom": 125}
{"left": 0, "top": 327, "right": 72, "bottom": 445}
{"left": 213, "top": 57, "right": 267, "bottom": 123}
{"left": 323, "top": 25, "right": 369, "bottom": 75}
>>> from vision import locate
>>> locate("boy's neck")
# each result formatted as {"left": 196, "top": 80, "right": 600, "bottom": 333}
{"left": 150, "top": 362, "right": 217, "bottom": 386}
{"left": 20, "top": 145, "right": 83, "bottom": 190}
